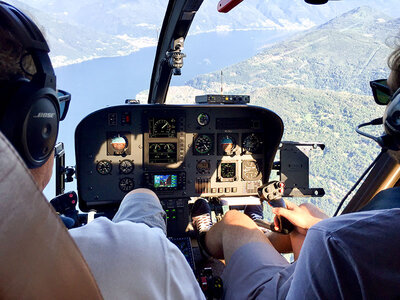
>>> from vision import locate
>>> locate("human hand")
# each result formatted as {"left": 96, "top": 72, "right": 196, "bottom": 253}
{"left": 272, "top": 201, "right": 328, "bottom": 234}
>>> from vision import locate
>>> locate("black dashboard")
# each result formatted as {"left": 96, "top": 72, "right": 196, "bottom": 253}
{"left": 75, "top": 104, "right": 283, "bottom": 214}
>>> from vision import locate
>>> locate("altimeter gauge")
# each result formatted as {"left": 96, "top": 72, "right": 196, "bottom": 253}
{"left": 242, "top": 133, "right": 261, "bottom": 154}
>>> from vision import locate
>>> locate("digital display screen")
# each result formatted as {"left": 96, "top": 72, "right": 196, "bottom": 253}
{"left": 154, "top": 175, "right": 178, "bottom": 188}
{"left": 148, "top": 117, "right": 177, "bottom": 138}
{"left": 149, "top": 143, "right": 177, "bottom": 164}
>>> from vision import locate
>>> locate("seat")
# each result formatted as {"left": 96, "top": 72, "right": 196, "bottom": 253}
{"left": 0, "top": 131, "right": 103, "bottom": 299}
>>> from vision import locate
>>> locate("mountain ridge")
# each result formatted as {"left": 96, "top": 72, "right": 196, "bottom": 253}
{"left": 10, "top": 0, "right": 400, "bottom": 67}
{"left": 186, "top": 6, "right": 399, "bottom": 96}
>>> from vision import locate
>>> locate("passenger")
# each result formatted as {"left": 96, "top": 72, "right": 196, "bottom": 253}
{"left": 200, "top": 40, "right": 400, "bottom": 299}
{"left": 0, "top": 3, "right": 204, "bottom": 299}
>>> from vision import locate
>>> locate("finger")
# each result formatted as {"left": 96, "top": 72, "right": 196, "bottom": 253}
{"left": 273, "top": 215, "right": 280, "bottom": 231}
{"left": 273, "top": 207, "right": 299, "bottom": 226}
{"left": 284, "top": 200, "right": 298, "bottom": 211}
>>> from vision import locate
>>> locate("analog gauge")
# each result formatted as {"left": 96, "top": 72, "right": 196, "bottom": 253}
{"left": 111, "top": 135, "right": 127, "bottom": 151}
{"left": 149, "top": 143, "right": 161, "bottom": 152}
{"left": 149, "top": 118, "right": 176, "bottom": 138}
{"left": 197, "top": 113, "right": 210, "bottom": 126}
{"left": 242, "top": 160, "right": 261, "bottom": 181}
{"left": 119, "top": 177, "right": 134, "bottom": 192}
{"left": 196, "top": 159, "right": 211, "bottom": 174}
{"left": 194, "top": 134, "right": 213, "bottom": 155}
{"left": 243, "top": 134, "right": 261, "bottom": 153}
{"left": 163, "top": 143, "right": 176, "bottom": 152}
{"left": 149, "top": 143, "right": 177, "bottom": 164}
{"left": 221, "top": 163, "right": 236, "bottom": 179}
{"left": 154, "top": 119, "right": 171, "bottom": 133}
{"left": 96, "top": 160, "right": 112, "bottom": 175}
{"left": 119, "top": 160, "right": 134, "bottom": 174}
{"left": 220, "top": 135, "right": 236, "bottom": 155}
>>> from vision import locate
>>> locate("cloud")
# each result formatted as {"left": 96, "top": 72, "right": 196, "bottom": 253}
{"left": 203, "top": 58, "right": 211, "bottom": 65}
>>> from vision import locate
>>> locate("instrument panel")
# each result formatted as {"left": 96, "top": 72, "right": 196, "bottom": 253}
{"left": 75, "top": 104, "right": 283, "bottom": 212}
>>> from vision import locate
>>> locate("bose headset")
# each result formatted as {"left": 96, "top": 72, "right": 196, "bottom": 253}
{"left": 0, "top": 1, "right": 59, "bottom": 168}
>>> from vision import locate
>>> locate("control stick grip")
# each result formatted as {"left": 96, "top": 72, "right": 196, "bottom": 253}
{"left": 267, "top": 199, "right": 294, "bottom": 234}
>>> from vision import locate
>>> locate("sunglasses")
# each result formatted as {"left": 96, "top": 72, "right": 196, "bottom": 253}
{"left": 57, "top": 89, "right": 71, "bottom": 121}
{"left": 370, "top": 79, "right": 392, "bottom": 105}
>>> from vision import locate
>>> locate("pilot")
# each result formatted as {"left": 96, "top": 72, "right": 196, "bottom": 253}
{"left": 0, "top": 3, "right": 205, "bottom": 299}
{"left": 200, "top": 39, "right": 400, "bottom": 299}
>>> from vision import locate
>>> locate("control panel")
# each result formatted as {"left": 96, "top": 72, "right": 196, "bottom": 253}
{"left": 75, "top": 104, "right": 283, "bottom": 212}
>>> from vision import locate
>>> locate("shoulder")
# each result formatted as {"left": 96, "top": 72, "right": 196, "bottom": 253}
{"left": 311, "top": 208, "right": 400, "bottom": 235}
{"left": 69, "top": 218, "right": 205, "bottom": 299}
{"left": 70, "top": 217, "right": 174, "bottom": 260}
{"left": 304, "top": 208, "right": 400, "bottom": 256}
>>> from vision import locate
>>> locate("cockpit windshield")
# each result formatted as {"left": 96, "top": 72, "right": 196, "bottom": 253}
{"left": 14, "top": 0, "right": 399, "bottom": 215}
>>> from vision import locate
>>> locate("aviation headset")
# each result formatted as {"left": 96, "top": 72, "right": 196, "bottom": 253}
{"left": 0, "top": 1, "right": 59, "bottom": 168}
{"left": 357, "top": 86, "right": 400, "bottom": 151}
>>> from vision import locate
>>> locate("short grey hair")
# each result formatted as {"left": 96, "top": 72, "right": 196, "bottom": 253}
{"left": 0, "top": 26, "right": 36, "bottom": 81}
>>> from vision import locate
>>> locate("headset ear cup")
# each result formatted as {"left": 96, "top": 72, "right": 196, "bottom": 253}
{"left": 0, "top": 81, "right": 59, "bottom": 168}
{"left": 22, "top": 92, "right": 59, "bottom": 168}
{"left": 384, "top": 88, "right": 400, "bottom": 136}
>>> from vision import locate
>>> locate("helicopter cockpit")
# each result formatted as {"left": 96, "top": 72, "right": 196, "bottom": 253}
{"left": 2, "top": 0, "right": 400, "bottom": 298}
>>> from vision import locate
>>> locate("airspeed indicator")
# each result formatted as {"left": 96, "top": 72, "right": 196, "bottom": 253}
{"left": 194, "top": 134, "right": 214, "bottom": 155}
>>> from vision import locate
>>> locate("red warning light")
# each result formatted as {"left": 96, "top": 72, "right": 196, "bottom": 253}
{"left": 69, "top": 193, "right": 73, "bottom": 198}
{"left": 217, "top": 0, "right": 243, "bottom": 13}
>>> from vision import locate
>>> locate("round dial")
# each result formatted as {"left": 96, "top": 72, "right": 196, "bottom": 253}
{"left": 96, "top": 160, "right": 112, "bottom": 175}
{"left": 154, "top": 119, "right": 172, "bottom": 134}
{"left": 149, "top": 143, "right": 161, "bottom": 152}
{"left": 194, "top": 134, "right": 213, "bottom": 155}
{"left": 243, "top": 134, "right": 261, "bottom": 153}
{"left": 242, "top": 160, "right": 261, "bottom": 181}
{"left": 220, "top": 135, "right": 236, "bottom": 155}
{"left": 163, "top": 143, "right": 176, "bottom": 152}
{"left": 119, "top": 160, "right": 134, "bottom": 174}
{"left": 196, "top": 159, "right": 211, "bottom": 173}
{"left": 197, "top": 113, "right": 210, "bottom": 126}
{"left": 119, "top": 177, "right": 134, "bottom": 192}
{"left": 221, "top": 163, "right": 236, "bottom": 179}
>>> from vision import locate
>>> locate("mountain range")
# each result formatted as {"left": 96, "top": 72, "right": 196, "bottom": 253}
{"left": 186, "top": 6, "right": 399, "bottom": 96}
{"left": 8, "top": 0, "right": 400, "bottom": 67}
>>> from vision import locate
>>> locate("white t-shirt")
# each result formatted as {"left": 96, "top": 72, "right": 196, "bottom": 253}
{"left": 70, "top": 217, "right": 205, "bottom": 300}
